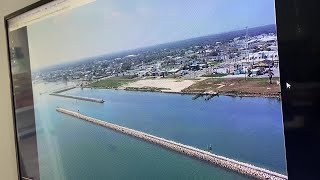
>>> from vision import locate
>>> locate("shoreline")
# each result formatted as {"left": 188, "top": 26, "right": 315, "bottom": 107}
{"left": 83, "top": 86, "right": 281, "bottom": 99}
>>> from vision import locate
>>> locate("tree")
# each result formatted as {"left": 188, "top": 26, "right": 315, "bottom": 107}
{"left": 191, "top": 55, "right": 197, "bottom": 59}
{"left": 121, "top": 62, "right": 132, "bottom": 71}
{"left": 210, "top": 51, "right": 219, "bottom": 56}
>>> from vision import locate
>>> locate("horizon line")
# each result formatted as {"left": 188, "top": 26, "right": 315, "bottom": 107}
{"left": 35, "top": 23, "right": 276, "bottom": 71}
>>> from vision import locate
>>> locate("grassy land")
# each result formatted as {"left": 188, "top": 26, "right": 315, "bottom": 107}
{"left": 88, "top": 76, "right": 137, "bottom": 88}
{"left": 201, "top": 73, "right": 227, "bottom": 77}
{"left": 182, "top": 77, "right": 281, "bottom": 97}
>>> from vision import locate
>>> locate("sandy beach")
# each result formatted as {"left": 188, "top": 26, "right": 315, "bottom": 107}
{"left": 122, "top": 78, "right": 199, "bottom": 92}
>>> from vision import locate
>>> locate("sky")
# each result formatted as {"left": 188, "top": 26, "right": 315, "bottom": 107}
{"left": 27, "top": 0, "right": 277, "bottom": 70}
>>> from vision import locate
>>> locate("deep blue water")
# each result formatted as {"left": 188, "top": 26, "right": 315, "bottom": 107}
{"left": 33, "top": 86, "right": 287, "bottom": 180}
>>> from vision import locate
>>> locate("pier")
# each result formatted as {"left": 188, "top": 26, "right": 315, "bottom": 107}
{"left": 51, "top": 94, "right": 104, "bottom": 103}
{"left": 193, "top": 92, "right": 218, "bottom": 101}
{"left": 52, "top": 86, "right": 76, "bottom": 94}
{"left": 192, "top": 93, "right": 202, "bottom": 100}
{"left": 56, "top": 108, "right": 288, "bottom": 180}
{"left": 205, "top": 92, "right": 219, "bottom": 101}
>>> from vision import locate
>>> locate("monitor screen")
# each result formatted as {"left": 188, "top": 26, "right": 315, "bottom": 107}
{"left": 6, "top": 0, "right": 287, "bottom": 179}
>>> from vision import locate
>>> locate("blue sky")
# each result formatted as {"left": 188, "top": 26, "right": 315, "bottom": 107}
{"left": 28, "top": 0, "right": 276, "bottom": 69}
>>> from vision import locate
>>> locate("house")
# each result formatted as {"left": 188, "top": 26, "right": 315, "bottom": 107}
{"left": 175, "top": 57, "right": 191, "bottom": 65}
{"left": 199, "top": 64, "right": 208, "bottom": 69}
{"left": 168, "top": 68, "right": 180, "bottom": 74}
{"left": 215, "top": 68, "right": 230, "bottom": 74}
{"left": 185, "top": 50, "right": 194, "bottom": 55}
{"left": 137, "top": 70, "right": 148, "bottom": 77}
{"left": 190, "top": 64, "right": 200, "bottom": 71}
{"left": 253, "top": 60, "right": 274, "bottom": 68}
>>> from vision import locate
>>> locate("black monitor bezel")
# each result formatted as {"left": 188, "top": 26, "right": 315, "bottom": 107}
{"left": 4, "top": 0, "right": 308, "bottom": 179}
{"left": 4, "top": 1, "right": 55, "bottom": 179}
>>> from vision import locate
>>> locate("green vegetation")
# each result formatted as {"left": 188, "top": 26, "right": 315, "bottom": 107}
{"left": 88, "top": 75, "right": 137, "bottom": 88}
{"left": 201, "top": 73, "right": 227, "bottom": 77}
{"left": 207, "top": 61, "right": 221, "bottom": 66}
{"left": 246, "top": 77, "right": 280, "bottom": 85}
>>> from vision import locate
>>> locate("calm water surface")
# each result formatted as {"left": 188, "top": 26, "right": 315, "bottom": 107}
{"left": 33, "top": 85, "right": 287, "bottom": 180}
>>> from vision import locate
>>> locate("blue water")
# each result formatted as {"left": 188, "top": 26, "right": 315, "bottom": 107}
{"left": 33, "top": 86, "right": 287, "bottom": 180}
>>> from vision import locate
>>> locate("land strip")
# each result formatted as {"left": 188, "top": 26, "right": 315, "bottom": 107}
{"left": 121, "top": 78, "right": 199, "bottom": 92}
{"left": 50, "top": 93, "right": 104, "bottom": 103}
{"left": 182, "top": 77, "right": 281, "bottom": 98}
{"left": 86, "top": 76, "right": 281, "bottom": 98}
{"left": 51, "top": 86, "right": 76, "bottom": 94}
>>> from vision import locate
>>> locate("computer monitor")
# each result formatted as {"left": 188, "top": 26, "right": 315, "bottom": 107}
{"left": 5, "top": 0, "right": 288, "bottom": 179}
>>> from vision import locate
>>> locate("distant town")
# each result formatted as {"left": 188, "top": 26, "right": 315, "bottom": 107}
{"left": 33, "top": 24, "right": 281, "bottom": 98}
